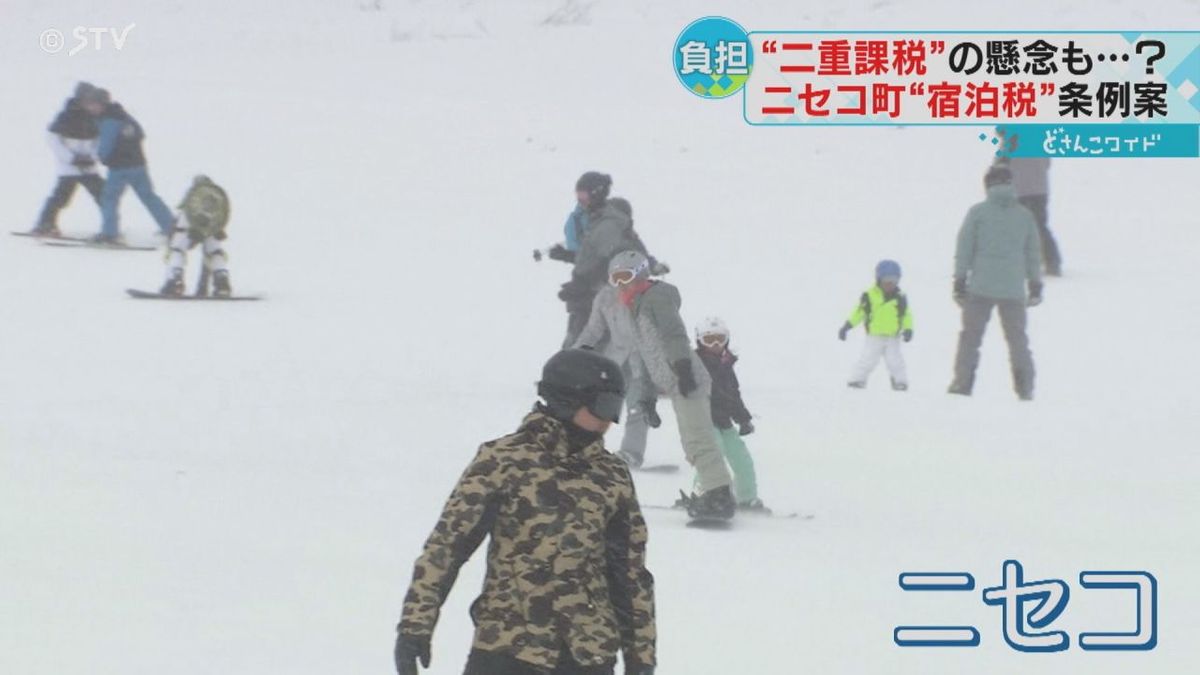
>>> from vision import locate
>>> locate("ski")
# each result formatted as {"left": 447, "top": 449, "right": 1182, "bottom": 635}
{"left": 43, "top": 240, "right": 157, "bottom": 252}
{"left": 126, "top": 289, "right": 263, "bottom": 301}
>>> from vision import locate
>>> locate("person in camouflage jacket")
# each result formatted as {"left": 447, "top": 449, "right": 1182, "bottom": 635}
{"left": 396, "top": 349, "right": 656, "bottom": 675}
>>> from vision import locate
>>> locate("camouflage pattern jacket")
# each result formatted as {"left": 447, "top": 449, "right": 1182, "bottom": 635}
{"left": 399, "top": 409, "right": 656, "bottom": 669}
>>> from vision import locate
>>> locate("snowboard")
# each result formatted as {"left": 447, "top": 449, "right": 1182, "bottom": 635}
{"left": 739, "top": 508, "right": 813, "bottom": 521}
{"left": 14, "top": 231, "right": 157, "bottom": 251}
{"left": 43, "top": 240, "right": 157, "bottom": 252}
{"left": 633, "top": 464, "right": 680, "bottom": 474}
{"left": 686, "top": 518, "right": 735, "bottom": 530}
{"left": 126, "top": 289, "right": 262, "bottom": 301}
{"left": 641, "top": 502, "right": 812, "bottom": 520}
{"left": 12, "top": 230, "right": 75, "bottom": 240}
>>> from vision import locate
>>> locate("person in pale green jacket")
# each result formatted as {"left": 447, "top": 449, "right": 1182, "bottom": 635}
{"left": 838, "top": 259, "right": 913, "bottom": 391}
{"left": 949, "top": 165, "right": 1043, "bottom": 400}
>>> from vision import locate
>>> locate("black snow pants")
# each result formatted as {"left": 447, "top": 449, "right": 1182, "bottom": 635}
{"left": 463, "top": 648, "right": 614, "bottom": 675}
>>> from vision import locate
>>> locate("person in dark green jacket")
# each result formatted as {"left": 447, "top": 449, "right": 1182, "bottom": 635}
{"left": 949, "top": 166, "right": 1043, "bottom": 400}
{"left": 557, "top": 173, "right": 644, "bottom": 348}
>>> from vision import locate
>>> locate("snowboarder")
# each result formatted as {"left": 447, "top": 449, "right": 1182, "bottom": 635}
{"left": 572, "top": 255, "right": 656, "bottom": 469}
{"left": 949, "top": 165, "right": 1043, "bottom": 400}
{"left": 78, "top": 89, "right": 175, "bottom": 244}
{"left": 694, "top": 317, "right": 765, "bottom": 511}
{"left": 394, "top": 348, "right": 656, "bottom": 675}
{"left": 555, "top": 173, "right": 653, "bottom": 348}
{"left": 995, "top": 127, "right": 1060, "bottom": 275}
{"left": 838, "top": 260, "right": 913, "bottom": 391}
{"left": 31, "top": 82, "right": 104, "bottom": 236}
{"left": 606, "top": 249, "right": 736, "bottom": 520}
{"left": 160, "top": 175, "right": 232, "bottom": 298}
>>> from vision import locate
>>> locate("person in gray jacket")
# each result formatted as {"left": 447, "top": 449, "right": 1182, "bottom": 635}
{"left": 606, "top": 250, "right": 735, "bottom": 520}
{"left": 995, "top": 128, "right": 1061, "bottom": 275}
{"left": 573, "top": 258, "right": 656, "bottom": 470}
{"left": 949, "top": 165, "right": 1044, "bottom": 400}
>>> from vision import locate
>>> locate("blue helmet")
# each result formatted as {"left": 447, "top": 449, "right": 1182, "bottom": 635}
{"left": 875, "top": 259, "right": 902, "bottom": 281}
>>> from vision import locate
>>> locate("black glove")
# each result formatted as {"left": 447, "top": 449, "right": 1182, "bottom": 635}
{"left": 738, "top": 420, "right": 755, "bottom": 436}
{"left": 557, "top": 278, "right": 590, "bottom": 303}
{"left": 672, "top": 359, "right": 697, "bottom": 397}
{"left": 650, "top": 260, "right": 670, "bottom": 276}
{"left": 624, "top": 657, "right": 655, "bottom": 675}
{"left": 394, "top": 633, "right": 431, "bottom": 675}
{"left": 902, "top": 329, "right": 913, "bottom": 342}
{"left": 837, "top": 321, "right": 851, "bottom": 341}
{"left": 1027, "top": 280, "right": 1044, "bottom": 307}
{"left": 640, "top": 399, "right": 662, "bottom": 429}
{"left": 532, "top": 248, "right": 543, "bottom": 262}
{"left": 952, "top": 277, "right": 967, "bottom": 307}
{"left": 547, "top": 244, "right": 576, "bottom": 263}
{"left": 71, "top": 155, "right": 95, "bottom": 169}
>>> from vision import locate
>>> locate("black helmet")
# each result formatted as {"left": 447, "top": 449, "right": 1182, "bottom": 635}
{"left": 538, "top": 348, "right": 626, "bottom": 423}
{"left": 575, "top": 171, "right": 612, "bottom": 206}
{"left": 984, "top": 165, "right": 1012, "bottom": 188}
{"left": 73, "top": 81, "right": 97, "bottom": 100}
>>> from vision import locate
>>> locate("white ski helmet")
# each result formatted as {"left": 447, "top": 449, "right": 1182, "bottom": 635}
{"left": 607, "top": 250, "right": 650, "bottom": 285}
{"left": 695, "top": 316, "right": 730, "bottom": 342}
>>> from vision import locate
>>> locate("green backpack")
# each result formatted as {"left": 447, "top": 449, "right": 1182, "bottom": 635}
{"left": 180, "top": 176, "right": 230, "bottom": 240}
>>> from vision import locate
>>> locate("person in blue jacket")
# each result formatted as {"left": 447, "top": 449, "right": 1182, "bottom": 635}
{"left": 79, "top": 88, "right": 174, "bottom": 243}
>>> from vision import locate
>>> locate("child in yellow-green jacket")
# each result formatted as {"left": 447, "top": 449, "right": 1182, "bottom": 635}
{"left": 838, "top": 259, "right": 913, "bottom": 391}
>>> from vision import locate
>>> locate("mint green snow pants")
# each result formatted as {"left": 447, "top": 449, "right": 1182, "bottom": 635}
{"left": 695, "top": 426, "right": 758, "bottom": 503}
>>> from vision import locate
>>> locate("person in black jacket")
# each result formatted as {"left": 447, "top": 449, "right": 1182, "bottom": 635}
{"left": 694, "top": 317, "right": 767, "bottom": 512}
{"left": 31, "top": 82, "right": 104, "bottom": 235}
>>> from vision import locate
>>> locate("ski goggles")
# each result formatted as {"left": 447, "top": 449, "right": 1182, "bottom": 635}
{"left": 699, "top": 332, "right": 729, "bottom": 347}
{"left": 609, "top": 269, "right": 637, "bottom": 286}
{"left": 609, "top": 257, "right": 651, "bottom": 286}
{"left": 588, "top": 390, "right": 625, "bottom": 423}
